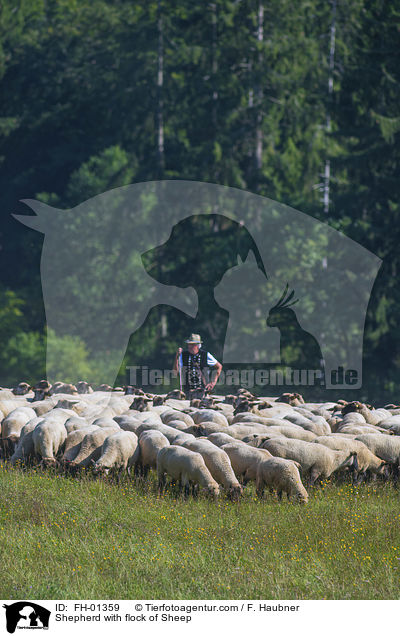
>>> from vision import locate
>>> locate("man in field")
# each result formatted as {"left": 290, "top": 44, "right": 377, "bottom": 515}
{"left": 173, "top": 333, "right": 222, "bottom": 399}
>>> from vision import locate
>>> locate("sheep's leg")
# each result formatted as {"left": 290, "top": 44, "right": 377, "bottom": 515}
{"left": 142, "top": 464, "right": 149, "bottom": 480}
{"left": 157, "top": 471, "right": 166, "bottom": 494}
{"left": 392, "top": 461, "right": 400, "bottom": 484}
{"left": 182, "top": 476, "right": 190, "bottom": 500}
{"left": 277, "top": 490, "right": 283, "bottom": 501}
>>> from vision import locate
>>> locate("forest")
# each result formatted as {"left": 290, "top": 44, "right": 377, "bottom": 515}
{"left": 0, "top": 0, "right": 399, "bottom": 402}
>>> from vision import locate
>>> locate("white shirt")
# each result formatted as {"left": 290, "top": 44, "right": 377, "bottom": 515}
{"left": 179, "top": 351, "right": 218, "bottom": 367}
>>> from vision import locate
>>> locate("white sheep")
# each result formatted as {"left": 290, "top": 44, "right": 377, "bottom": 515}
{"left": 220, "top": 443, "right": 273, "bottom": 484}
{"left": 138, "top": 430, "right": 170, "bottom": 477}
{"left": 250, "top": 425, "right": 317, "bottom": 443}
{"left": 91, "top": 417, "right": 120, "bottom": 430}
{"left": 1, "top": 406, "right": 36, "bottom": 455}
{"left": 313, "top": 436, "right": 387, "bottom": 478}
{"left": 191, "top": 410, "right": 229, "bottom": 428}
{"left": 114, "top": 415, "right": 143, "bottom": 433}
{"left": 206, "top": 432, "right": 245, "bottom": 447}
{"left": 0, "top": 398, "right": 30, "bottom": 419}
{"left": 32, "top": 416, "right": 68, "bottom": 466}
{"left": 9, "top": 417, "right": 44, "bottom": 465}
{"left": 170, "top": 431, "right": 196, "bottom": 445}
{"left": 283, "top": 412, "right": 330, "bottom": 435}
{"left": 64, "top": 416, "right": 91, "bottom": 434}
{"left": 62, "top": 426, "right": 99, "bottom": 464}
{"left": 69, "top": 427, "right": 117, "bottom": 470}
{"left": 93, "top": 431, "right": 139, "bottom": 477}
{"left": 161, "top": 410, "right": 195, "bottom": 427}
{"left": 261, "top": 437, "right": 356, "bottom": 485}
{"left": 256, "top": 457, "right": 308, "bottom": 503}
{"left": 355, "top": 434, "right": 400, "bottom": 465}
{"left": 157, "top": 446, "right": 220, "bottom": 498}
{"left": 182, "top": 438, "right": 242, "bottom": 499}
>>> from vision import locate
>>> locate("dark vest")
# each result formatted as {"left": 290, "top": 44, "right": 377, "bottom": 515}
{"left": 181, "top": 349, "right": 209, "bottom": 390}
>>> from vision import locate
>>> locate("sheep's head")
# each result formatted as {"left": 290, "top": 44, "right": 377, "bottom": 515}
{"left": 76, "top": 381, "right": 93, "bottom": 394}
{"left": 166, "top": 389, "right": 186, "bottom": 400}
{"left": 12, "top": 382, "right": 32, "bottom": 395}
{"left": 40, "top": 457, "right": 58, "bottom": 469}
{"left": 207, "top": 483, "right": 220, "bottom": 499}
{"left": 93, "top": 465, "right": 110, "bottom": 476}
{"left": 229, "top": 483, "right": 243, "bottom": 501}
{"left": 341, "top": 401, "right": 363, "bottom": 415}
{"left": 266, "top": 284, "right": 299, "bottom": 328}
{"left": 297, "top": 491, "right": 309, "bottom": 504}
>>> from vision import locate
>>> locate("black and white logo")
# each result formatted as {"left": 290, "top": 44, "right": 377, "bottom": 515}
{"left": 2, "top": 603, "right": 50, "bottom": 634}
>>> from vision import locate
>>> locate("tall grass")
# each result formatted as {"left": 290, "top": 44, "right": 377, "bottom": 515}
{"left": 1, "top": 462, "right": 399, "bottom": 600}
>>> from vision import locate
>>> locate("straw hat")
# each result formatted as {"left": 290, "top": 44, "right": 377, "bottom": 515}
{"left": 185, "top": 333, "right": 202, "bottom": 344}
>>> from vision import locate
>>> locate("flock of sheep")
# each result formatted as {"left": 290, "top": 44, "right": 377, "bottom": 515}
{"left": 1, "top": 381, "right": 400, "bottom": 504}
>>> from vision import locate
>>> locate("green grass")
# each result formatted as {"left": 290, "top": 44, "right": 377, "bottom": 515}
{"left": 1, "top": 462, "right": 399, "bottom": 600}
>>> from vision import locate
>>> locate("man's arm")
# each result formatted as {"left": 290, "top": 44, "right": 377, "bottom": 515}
{"left": 173, "top": 348, "right": 182, "bottom": 373}
{"left": 205, "top": 361, "right": 222, "bottom": 392}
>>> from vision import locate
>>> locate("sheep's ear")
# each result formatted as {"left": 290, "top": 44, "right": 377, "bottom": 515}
{"left": 13, "top": 199, "right": 63, "bottom": 234}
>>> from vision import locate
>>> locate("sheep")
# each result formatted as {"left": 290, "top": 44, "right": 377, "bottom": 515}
{"left": 62, "top": 426, "right": 99, "bottom": 465}
{"left": 181, "top": 439, "right": 242, "bottom": 500}
{"left": 335, "top": 423, "right": 390, "bottom": 436}
{"left": 32, "top": 417, "right": 68, "bottom": 467}
{"left": 246, "top": 425, "right": 317, "bottom": 443}
{"left": 91, "top": 417, "right": 120, "bottom": 430}
{"left": 49, "top": 382, "right": 78, "bottom": 395}
{"left": 114, "top": 415, "right": 143, "bottom": 433}
{"left": 191, "top": 410, "right": 229, "bottom": 428}
{"left": 261, "top": 438, "right": 356, "bottom": 485}
{"left": 283, "top": 412, "right": 330, "bottom": 435}
{"left": 163, "top": 419, "right": 190, "bottom": 431}
{"left": 64, "top": 416, "right": 91, "bottom": 434}
{"left": 9, "top": 417, "right": 44, "bottom": 465}
{"left": 68, "top": 427, "right": 117, "bottom": 470}
{"left": 242, "top": 433, "right": 279, "bottom": 447}
{"left": 256, "top": 457, "right": 308, "bottom": 503}
{"left": 92, "top": 431, "right": 139, "bottom": 477}
{"left": 161, "top": 410, "right": 195, "bottom": 427}
{"left": 1, "top": 406, "right": 37, "bottom": 456}
{"left": 136, "top": 421, "right": 188, "bottom": 443}
{"left": 313, "top": 436, "right": 387, "bottom": 479}
{"left": 12, "top": 382, "right": 32, "bottom": 396}
{"left": 220, "top": 443, "right": 273, "bottom": 484}
{"left": 76, "top": 381, "right": 93, "bottom": 394}
{"left": 137, "top": 430, "right": 170, "bottom": 477}
{"left": 157, "top": 446, "right": 220, "bottom": 498}
{"left": 372, "top": 415, "right": 400, "bottom": 435}
{"left": 207, "top": 432, "right": 245, "bottom": 447}
{"left": 30, "top": 399, "right": 59, "bottom": 417}
{"left": 231, "top": 406, "right": 291, "bottom": 423}
{"left": 169, "top": 431, "right": 196, "bottom": 446}
{"left": 355, "top": 434, "right": 400, "bottom": 466}
{"left": 340, "top": 402, "right": 391, "bottom": 425}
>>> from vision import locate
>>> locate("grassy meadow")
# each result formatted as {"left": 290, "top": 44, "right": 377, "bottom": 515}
{"left": 1, "top": 462, "right": 399, "bottom": 600}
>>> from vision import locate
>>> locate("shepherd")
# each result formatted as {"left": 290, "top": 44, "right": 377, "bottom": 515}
{"left": 173, "top": 334, "right": 223, "bottom": 399}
